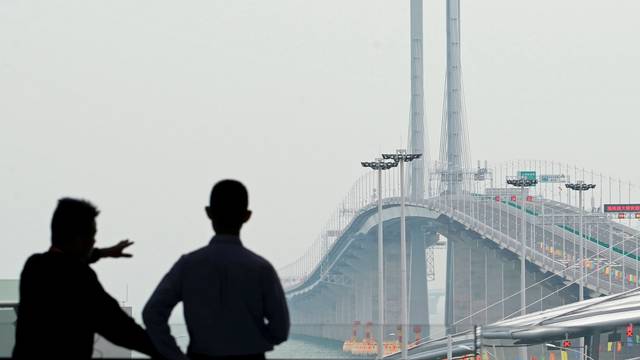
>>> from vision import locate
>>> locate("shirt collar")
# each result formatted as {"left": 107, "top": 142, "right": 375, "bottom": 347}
{"left": 49, "top": 246, "right": 64, "bottom": 254}
{"left": 210, "top": 234, "right": 243, "bottom": 246}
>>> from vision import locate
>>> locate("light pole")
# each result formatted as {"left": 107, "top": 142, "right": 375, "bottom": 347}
{"left": 565, "top": 181, "right": 595, "bottom": 360}
{"left": 506, "top": 177, "right": 537, "bottom": 315}
{"left": 506, "top": 176, "right": 537, "bottom": 360}
{"left": 361, "top": 158, "right": 398, "bottom": 359}
{"left": 565, "top": 181, "right": 596, "bottom": 301}
{"left": 382, "top": 149, "right": 421, "bottom": 360}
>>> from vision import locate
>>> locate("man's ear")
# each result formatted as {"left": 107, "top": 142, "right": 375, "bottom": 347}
{"left": 244, "top": 210, "right": 252, "bottom": 223}
{"left": 205, "top": 206, "right": 213, "bottom": 220}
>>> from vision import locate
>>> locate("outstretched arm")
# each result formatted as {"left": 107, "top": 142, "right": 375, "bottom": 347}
{"left": 143, "top": 256, "right": 189, "bottom": 360}
{"left": 89, "top": 240, "right": 134, "bottom": 263}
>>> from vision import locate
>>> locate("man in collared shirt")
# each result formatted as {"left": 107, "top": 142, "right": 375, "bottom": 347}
{"left": 143, "top": 180, "right": 290, "bottom": 360}
{"left": 13, "top": 198, "right": 161, "bottom": 359}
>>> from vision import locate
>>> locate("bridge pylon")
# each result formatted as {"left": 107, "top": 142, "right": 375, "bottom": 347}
{"left": 409, "top": 0, "right": 427, "bottom": 203}
{"left": 439, "top": 0, "right": 470, "bottom": 195}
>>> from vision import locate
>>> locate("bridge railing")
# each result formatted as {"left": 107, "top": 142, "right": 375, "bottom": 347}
{"left": 473, "top": 159, "right": 640, "bottom": 220}
{"left": 434, "top": 159, "right": 640, "bottom": 295}
{"left": 427, "top": 186, "right": 640, "bottom": 300}
{"left": 278, "top": 166, "right": 408, "bottom": 289}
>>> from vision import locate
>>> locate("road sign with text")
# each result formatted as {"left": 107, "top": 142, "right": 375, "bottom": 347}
{"left": 517, "top": 171, "right": 537, "bottom": 181}
{"left": 539, "top": 174, "right": 567, "bottom": 183}
{"left": 604, "top": 204, "right": 640, "bottom": 213}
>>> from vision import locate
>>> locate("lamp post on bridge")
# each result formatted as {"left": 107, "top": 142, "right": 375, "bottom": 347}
{"left": 361, "top": 158, "right": 398, "bottom": 360}
{"left": 506, "top": 176, "right": 537, "bottom": 360}
{"left": 565, "top": 181, "right": 596, "bottom": 302}
{"left": 565, "top": 181, "right": 595, "bottom": 360}
{"left": 382, "top": 149, "right": 421, "bottom": 360}
{"left": 506, "top": 177, "right": 537, "bottom": 316}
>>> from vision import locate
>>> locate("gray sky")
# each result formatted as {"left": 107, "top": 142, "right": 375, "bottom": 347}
{"left": 2, "top": 0, "right": 640, "bottom": 319}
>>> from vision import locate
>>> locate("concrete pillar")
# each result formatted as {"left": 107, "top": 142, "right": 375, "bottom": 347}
{"left": 469, "top": 239, "right": 485, "bottom": 325}
{"left": 445, "top": 236, "right": 455, "bottom": 333}
{"left": 409, "top": 231, "right": 431, "bottom": 340}
{"left": 587, "top": 332, "right": 600, "bottom": 360}
{"left": 486, "top": 249, "right": 503, "bottom": 323}
{"left": 384, "top": 229, "right": 402, "bottom": 330}
{"left": 503, "top": 258, "right": 521, "bottom": 319}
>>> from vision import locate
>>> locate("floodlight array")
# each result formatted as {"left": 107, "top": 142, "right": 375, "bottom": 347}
{"left": 506, "top": 178, "right": 538, "bottom": 187}
{"left": 361, "top": 161, "right": 398, "bottom": 171}
{"left": 565, "top": 183, "right": 597, "bottom": 191}
{"left": 381, "top": 153, "right": 422, "bottom": 162}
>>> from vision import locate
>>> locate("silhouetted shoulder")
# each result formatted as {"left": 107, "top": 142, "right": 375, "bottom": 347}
{"left": 241, "top": 246, "right": 275, "bottom": 270}
{"left": 22, "top": 252, "right": 56, "bottom": 271}
{"left": 22, "top": 252, "right": 95, "bottom": 280}
{"left": 23, "top": 252, "right": 52, "bottom": 266}
{"left": 181, "top": 244, "right": 212, "bottom": 261}
{"left": 22, "top": 253, "right": 43, "bottom": 269}
{"left": 181, "top": 242, "right": 275, "bottom": 271}
{"left": 225, "top": 243, "right": 275, "bottom": 269}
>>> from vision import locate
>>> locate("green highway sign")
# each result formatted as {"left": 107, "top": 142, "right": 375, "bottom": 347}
{"left": 517, "top": 171, "right": 537, "bottom": 181}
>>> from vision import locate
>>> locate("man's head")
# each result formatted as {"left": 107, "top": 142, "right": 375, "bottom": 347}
{"left": 51, "top": 198, "right": 99, "bottom": 260}
{"left": 205, "top": 180, "right": 251, "bottom": 235}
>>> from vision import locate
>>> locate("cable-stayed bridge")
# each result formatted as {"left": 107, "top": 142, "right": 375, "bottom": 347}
{"left": 279, "top": 161, "right": 640, "bottom": 340}
{"left": 276, "top": 0, "right": 640, "bottom": 358}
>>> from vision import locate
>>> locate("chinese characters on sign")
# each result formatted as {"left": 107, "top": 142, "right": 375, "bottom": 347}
{"left": 603, "top": 204, "right": 640, "bottom": 220}
{"left": 604, "top": 204, "right": 640, "bottom": 213}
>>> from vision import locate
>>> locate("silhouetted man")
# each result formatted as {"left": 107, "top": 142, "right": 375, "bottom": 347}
{"left": 13, "top": 198, "right": 160, "bottom": 359}
{"left": 144, "top": 180, "right": 290, "bottom": 360}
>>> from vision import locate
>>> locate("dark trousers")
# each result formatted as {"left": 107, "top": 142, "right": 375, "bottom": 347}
{"left": 188, "top": 352, "right": 266, "bottom": 360}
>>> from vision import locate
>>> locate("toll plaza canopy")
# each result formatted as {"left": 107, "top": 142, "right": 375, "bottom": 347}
{"left": 482, "top": 287, "right": 640, "bottom": 345}
{"left": 397, "top": 288, "right": 640, "bottom": 360}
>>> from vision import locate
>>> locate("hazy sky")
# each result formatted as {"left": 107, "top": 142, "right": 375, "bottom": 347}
{"left": 2, "top": 0, "right": 640, "bottom": 319}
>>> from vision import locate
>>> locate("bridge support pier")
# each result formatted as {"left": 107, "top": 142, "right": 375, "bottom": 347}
{"left": 353, "top": 253, "right": 375, "bottom": 329}
{"left": 409, "top": 229, "right": 432, "bottom": 340}
{"left": 445, "top": 234, "right": 454, "bottom": 333}
{"left": 442, "top": 224, "right": 580, "bottom": 333}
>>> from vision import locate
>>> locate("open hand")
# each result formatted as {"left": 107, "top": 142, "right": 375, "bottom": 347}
{"left": 101, "top": 239, "right": 134, "bottom": 258}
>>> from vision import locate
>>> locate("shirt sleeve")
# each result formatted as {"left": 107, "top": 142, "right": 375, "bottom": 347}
{"left": 88, "top": 248, "right": 103, "bottom": 264}
{"left": 143, "top": 256, "right": 189, "bottom": 360}
{"left": 90, "top": 270, "right": 159, "bottom": 357}
{"left": 262, "top": 263, "right": 290, "bottom": 345}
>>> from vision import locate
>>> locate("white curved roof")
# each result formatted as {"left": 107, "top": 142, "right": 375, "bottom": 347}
{"left": 483, "top": 287, "right": 640, "bottom": 343}
{"left": 394, "top": 288, "right": 640, "bottom": 360}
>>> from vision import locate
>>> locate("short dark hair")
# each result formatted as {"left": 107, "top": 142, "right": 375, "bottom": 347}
{"left": 209, "top": 180, "right": 248, "bottom": 226}
{"left": 51, "top": 198, "right": 100, "bottom": 247}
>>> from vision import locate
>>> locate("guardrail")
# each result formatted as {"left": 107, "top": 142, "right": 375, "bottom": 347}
{"left": 428, "top": 193, "right": 639, "bottom": 296}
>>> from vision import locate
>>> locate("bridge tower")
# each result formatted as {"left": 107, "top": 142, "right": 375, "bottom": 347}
{"left": 408, "top": 0, "right": 427, "bottom": 202}
{"left": 439, "top": 0, "right": 469, "bottom": 194}
{"left": 407, "top": 0, "right": 432, "bottom": 342}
